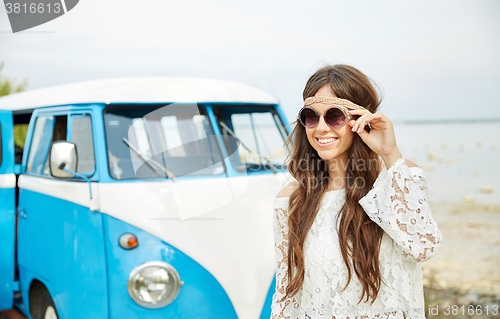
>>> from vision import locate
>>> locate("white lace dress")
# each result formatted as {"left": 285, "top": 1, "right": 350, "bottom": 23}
{"left": 271, "top": 157, "right": 442, "bottom": 319}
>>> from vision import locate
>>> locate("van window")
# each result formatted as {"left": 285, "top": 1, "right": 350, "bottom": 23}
{"left": 14, "top": 124, "right": 29, "bottom": 164}
{"left": 104, "top": 104, "right": 225, "bottom": 180}
{"left": 213, "top": 106, "right": 287, "bottom": 173}
{"left": 14, "top": 113, "right": 32, "bottom": 165}
{"left": 26, "top": 115, "right": 68, "bottom": 175}
{"left": 71, "top": 115, "right": 95, "bottom": 174}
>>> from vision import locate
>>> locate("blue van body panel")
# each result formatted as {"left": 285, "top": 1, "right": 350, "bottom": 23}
{"left": 0, "top": 110, "right": 15, "bottom": 174}
{"left": 0, "top": 187, "right": 16, "bottom": 310}
{"left": 89, "top": 104, "right": 107, "bottom": 183}
{"left": 17, "top": 189, "right": 108, "bottom": 318}
{"left": 0, "top": 110, "right": 15, "bottom": 311}
{"left": 16, "top": 266, "right": 38, "bottom": 317}
{"left": 102, "top": 214, "right": 238, "bottom": 318}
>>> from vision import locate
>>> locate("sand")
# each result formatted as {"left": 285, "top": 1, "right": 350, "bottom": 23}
{"left": 422, "top": 201, "right": 500, "bottom": 317}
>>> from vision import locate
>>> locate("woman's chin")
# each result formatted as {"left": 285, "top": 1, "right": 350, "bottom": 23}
{"left": 317, "top": 151, "right": 338, "bottom": 161}
{"left": 316, "top": 148, "right": 349, "bottom": 162}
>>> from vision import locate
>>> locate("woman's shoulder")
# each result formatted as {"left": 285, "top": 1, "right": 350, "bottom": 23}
{"left": 274, "top": 180, "right": 298, "bottom": 214}
{"left": 377, "top": 156, "right": 419, "bottom": 174}
{"left": 276, "top": 180, "right": 299, "bottom": 199}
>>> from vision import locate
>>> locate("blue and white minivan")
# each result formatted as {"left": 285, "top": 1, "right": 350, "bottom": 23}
{"left": 0, "top": 77, "right": 291, "bottom": 319}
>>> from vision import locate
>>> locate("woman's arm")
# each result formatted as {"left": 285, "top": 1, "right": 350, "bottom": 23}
{"left": 348, "top": 109, "right": 442, "bottom": 262}
{"left": 359, "top": 156, "right": 443, "bottom": 262}
{"left": 271, "top": 196, "right": 300, "bottom": 318}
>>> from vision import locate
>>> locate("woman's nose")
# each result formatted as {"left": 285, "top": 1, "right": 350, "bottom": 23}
{"left": 316, "top": 115, "right": 330, "bottom": 131}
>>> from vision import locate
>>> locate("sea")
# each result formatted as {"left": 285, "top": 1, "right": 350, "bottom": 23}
{"left": 393, "top": 120, "right": 500, "bottom": 204}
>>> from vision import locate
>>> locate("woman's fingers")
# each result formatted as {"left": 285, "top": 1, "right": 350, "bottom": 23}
{"left": 359, "top": 114, "right": 374, "bottom": 133}
{"left": 350, "top": 111, "right": 388, "bottom": 132}
{"left": 349, "top": 109, "right": 367, "bottom": 131}
{"left": 347, "top": 109, "right": 367, "bottom": 116}
{"left": 351, "top": 111, "right": 371, "bottom": 133}
{"left": 367, "top": 113, "right": 390, "bottom": 130}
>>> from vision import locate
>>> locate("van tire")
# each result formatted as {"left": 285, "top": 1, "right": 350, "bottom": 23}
{"left": 29, "top": 281, "right": 59, "bottom": 319}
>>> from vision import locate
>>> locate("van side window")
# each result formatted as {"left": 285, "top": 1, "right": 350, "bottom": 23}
{"left": 14, "top": 113, "right": 32, "bottom": 165}
{"left": 26, "top": 115, "right": 68, "bottom": 175}
{"left": 71, "top": 115, "right": 95, "bottom": 173}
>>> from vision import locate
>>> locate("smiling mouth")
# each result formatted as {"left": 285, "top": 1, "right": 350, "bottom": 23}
{"left": 316, "top": 137, "right": 339, "bottom": 146}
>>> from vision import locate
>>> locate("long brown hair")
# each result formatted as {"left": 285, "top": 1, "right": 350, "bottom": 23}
{"left": 284, "top": 64, "right": 384, "bottom": 304}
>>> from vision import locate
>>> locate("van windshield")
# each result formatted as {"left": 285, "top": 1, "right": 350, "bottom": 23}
{"left": 212, "top": 105, "right": 288, "bottom": 173}
{"left": 103, "top": 104, "right": 225, "bottom": 180}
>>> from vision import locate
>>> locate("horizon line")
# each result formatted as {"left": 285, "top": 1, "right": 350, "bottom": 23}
{"left": 392, "top": 118, "right": 500, "bottom": 125}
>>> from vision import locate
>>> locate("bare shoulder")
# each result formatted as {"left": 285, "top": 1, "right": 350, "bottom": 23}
{"left": 276, "top": 181, "right": 299, "bottom": 198}
{"left": 377, "top": 157, "right": 419, "bottom": 173}
{"left": 404, "top": 158, "right": 419, "bottom": 168}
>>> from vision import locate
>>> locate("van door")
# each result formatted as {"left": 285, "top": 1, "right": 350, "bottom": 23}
{"left": 17, "top": 112, "right": 108, "bottom": 318}
{"left": 0, "top": 110, "right": 16, "bottom": 311}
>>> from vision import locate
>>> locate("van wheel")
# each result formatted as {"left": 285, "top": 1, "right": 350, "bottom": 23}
{"left": 29, "top": 281, "right": 59, "bottom": 319}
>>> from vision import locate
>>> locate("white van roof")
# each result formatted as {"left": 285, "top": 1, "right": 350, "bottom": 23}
{"left": 0, "top": 77, "right": 278, "bottom": 111}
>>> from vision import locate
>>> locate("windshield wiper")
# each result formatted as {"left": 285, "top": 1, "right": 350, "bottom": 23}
{"left": 219, "top": 122, "right": 278, "bottom": 174}
{"left": 122, "top": 138, "right": 177, "bottom": 181}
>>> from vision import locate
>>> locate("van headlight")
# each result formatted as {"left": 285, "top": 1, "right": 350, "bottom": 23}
{"left": 127, "top": 261, "right": 183, "bottom": 308}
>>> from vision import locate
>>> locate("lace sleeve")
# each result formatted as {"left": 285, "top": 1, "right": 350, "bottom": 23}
{"left": 271, "top": 198, "right": 300, "bottom": 318}
{"left": 358, "top": 156, "right": 443, "bottom": 262}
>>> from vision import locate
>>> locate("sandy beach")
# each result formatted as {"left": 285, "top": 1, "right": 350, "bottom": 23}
{"left": 422, "top": 201, "right": 500, "bottom": 318}
{"left": 423, "top": 201, "right": 500, "bottom": 295}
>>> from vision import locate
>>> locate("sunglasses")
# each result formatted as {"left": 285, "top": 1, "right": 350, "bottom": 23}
{"left": 297, "top": 96, "right": 366, "bottom": 129}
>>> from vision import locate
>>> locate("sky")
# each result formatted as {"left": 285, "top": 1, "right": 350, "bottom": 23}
{"left": 0, "top": 0, "right": 499, "bottom": 122}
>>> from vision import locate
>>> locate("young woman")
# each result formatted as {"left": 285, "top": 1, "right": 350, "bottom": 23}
{"left": 271, "top": 64, "right": 442, "bottom": 319}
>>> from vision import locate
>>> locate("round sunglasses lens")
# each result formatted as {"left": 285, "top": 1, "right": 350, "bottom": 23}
{"left": 300, "top": 108, "right": 319, "bottom": 127}
{"left": 325, "top": 108, "right": 346, "bottom": 128}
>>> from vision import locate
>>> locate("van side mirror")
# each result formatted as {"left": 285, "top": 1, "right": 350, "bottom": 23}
{"left": 49, "top": 141, "right": 78, "bottom": 178}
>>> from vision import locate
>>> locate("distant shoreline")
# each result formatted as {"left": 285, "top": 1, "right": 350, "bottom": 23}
{"left": 393, "top": 118, "right": 500, "bottom": 125}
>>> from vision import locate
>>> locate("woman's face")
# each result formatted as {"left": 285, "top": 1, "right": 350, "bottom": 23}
{"left": 305, "top": 84, "right": 355, "bottom": 163}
